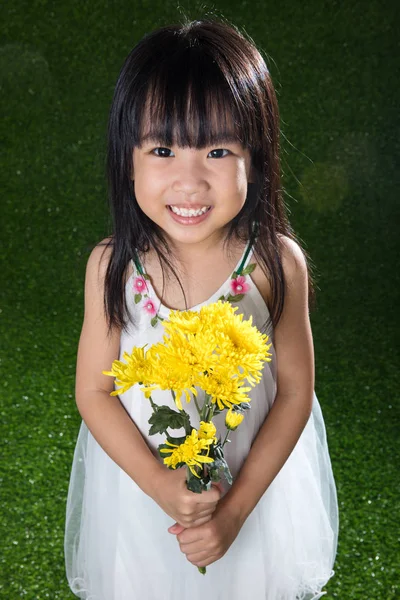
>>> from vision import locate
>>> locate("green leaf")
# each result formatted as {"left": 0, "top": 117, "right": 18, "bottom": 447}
{"left": 134, "top": 293, "right": 142, "bottom": 304}
{"left": 210, "top": 467, "right": 220, "bottom": 482}
{"left": 187, "top": 475, "right": 205, "bottom": 494}
{"left": 236, "top": 401, "right": 251, "bottom": 411}
{"left": 143, "top": 273, "right": 151, "bottom": 280}
{"left": 148, "top": 406, "right": 190, "bottom": 436}
{"left": 157, "top": 442, "right": 171, "bottom": 455}
{"left": 166, "top": 434, "right": 188, "bottom": 445}
{"left": 212, "top": 457, "right": 233, "bottom": 485}
{"left": 231, "top": 271, "right": 238, "bottom": 279}
{"left": 241, "top": 262, "right": 256, "bottom": 275}
{"left": 217, "top": 295, "right": 226, "bottom": 302}
{"left": 150, "top": 316, "right": 158, "bottom": 327}
{"left": 213, "top": 444, "right": 224, "bottom": 460}
{"left": 228, "top": 294, "right": 245, "bottom": 303}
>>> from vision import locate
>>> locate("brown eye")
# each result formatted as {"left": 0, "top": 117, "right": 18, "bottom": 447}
{"left": 152, "top": 147, "right": 174, "bottom": 158}
{"left": 208, "top": 149, "right": 229, "bottom": 159}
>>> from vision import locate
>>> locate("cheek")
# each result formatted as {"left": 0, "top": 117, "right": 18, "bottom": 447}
{"left": 234, "top": 166, "right": 250, "bottom": 199}
{"left": 134, "top": 168, "right": 161, "bottom": 205}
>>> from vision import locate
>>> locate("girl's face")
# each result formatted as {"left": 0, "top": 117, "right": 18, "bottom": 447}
{"left": 132, "top": 135, "right": 253, "bottom": 250}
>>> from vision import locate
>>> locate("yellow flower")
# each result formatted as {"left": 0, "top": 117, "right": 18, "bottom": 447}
{"left": 198, "top": 421, "right": 217, "bottom": 443}
{"left": 225, "top": 409, "right": 245, "bottom": 431}
{"left": 142, "top": 336, "right": 205, "bottom": 410}
{"left": 218, "top": 313, "right": 272, "bottom": 372}
{"left": 197, "top": 364, "right": 251, "bottom": 410}
{"left": 102, "top": 346, "right": 153, "bottom": 395}
{"left": 198, "top": 300, "right": 272, "bottom": 383}
{"left": 199, "top": 299, "right": 236, "bottom": 320}
{"left": 143, "top": 329, "right": 220, "bottom": 409}
{"left": 160, "top": 429, "right": 214, "bottom": 477}
{"left": 164, "top": 310, "right": 201, "bottom": 335}
{"left": 161, "top": 329, "right": 218, "bottom": 373}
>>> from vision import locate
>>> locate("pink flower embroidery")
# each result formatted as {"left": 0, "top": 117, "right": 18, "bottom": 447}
{"left": 133, "top": 276, "right": 147, "bottom": 294}
{"left": 142, "top": 298, "right": 157, "bottom": 316}
{"left": 230, "top": 275, "right": 250, "bottom": 296}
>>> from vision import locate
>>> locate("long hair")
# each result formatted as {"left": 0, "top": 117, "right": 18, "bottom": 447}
{"left": 103, "top": 18, "right": 315, "bottom": 335}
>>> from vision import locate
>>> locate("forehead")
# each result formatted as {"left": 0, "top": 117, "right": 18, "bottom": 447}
{"left": 134, "top": 83, "right": 246, "bottom": 150}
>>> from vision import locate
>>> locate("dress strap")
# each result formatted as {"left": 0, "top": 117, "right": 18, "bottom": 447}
{"left": 132, "top": 255, "right": 144, "bottom": 276}
{"left": 235, "top": 227, "right": 257, "bottom": 275}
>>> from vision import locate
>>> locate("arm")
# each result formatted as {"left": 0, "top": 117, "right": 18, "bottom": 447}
{"left": 175, "top": 237, "right": 315, "bottom": 567}
{"left": 76, "top": 240, "right": 220, "bottom": 525}
{"left": 75, "top": 241, "right": 164, "bottom": 497}
{"left": 221, "top": 236, "right": 314, "bottom": 524}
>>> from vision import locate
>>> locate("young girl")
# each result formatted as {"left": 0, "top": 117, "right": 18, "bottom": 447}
{"left": 65, "top": 19, "right": 338, "bottom": 600}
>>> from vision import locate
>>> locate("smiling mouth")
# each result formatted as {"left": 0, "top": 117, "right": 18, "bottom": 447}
{"left": 168, "top": 205, "right": 211, "bottom": 217}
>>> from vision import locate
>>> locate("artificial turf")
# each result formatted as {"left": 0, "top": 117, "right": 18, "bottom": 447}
{"left": 1, "top": 1, "right": 399, "bottom": 598}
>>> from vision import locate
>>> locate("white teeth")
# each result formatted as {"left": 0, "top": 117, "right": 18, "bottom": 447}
{"left": 170, "top": 205, "right": 210, "bottom": 217}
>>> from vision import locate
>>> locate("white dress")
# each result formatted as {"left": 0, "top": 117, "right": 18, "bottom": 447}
{"left": 65, "top": 242, "right": 339, "bottom": 600}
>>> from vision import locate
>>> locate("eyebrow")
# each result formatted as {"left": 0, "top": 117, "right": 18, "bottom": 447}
{"left": 139, "top": 132, "right": 241, "bottom": 146}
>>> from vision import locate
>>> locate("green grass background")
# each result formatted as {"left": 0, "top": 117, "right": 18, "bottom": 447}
{"left": 1, "top": 0, "right": 399, "bottom": 598}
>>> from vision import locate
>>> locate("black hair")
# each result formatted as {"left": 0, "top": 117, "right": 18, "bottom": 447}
{"left": 102, "top": 18, "right": 316, "bottom": 335}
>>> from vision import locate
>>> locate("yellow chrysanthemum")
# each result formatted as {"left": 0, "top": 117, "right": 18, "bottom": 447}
{"left": 143, "top": 331, "right": 218, "bottom": 409}
{"left": 197, "top": 365, "right": 251, "bottom": 410}
{"left": 160, "top": 429, "right": 214, "bottom": 477}
{"left": 141, "top": 356, "right": 198, "bottom": 410}
{"left": 225, "top": 409, "right": 245, "bottom": 431}
{"left": 143, "top": 331, "right": 217, "bottom": 410}
{"left": 102, "top": 346, "right": 154, "bottom": 395}
{"left": 198, "top": 421, "right": 217, "bottom": 443}
{"left": 164, "top": 310, "right": 201, "bottom": 336}
{"left": 160, "top": 329, "right": 218, "bottom": 373}
{"left": 198, "top": 300, "right": 238, "bottom": 330}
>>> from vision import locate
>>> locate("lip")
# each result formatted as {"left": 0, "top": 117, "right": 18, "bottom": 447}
{"left": 167, "top": 205, "right": 212, "bottom": 225}
{"left": 168, "top": 204, "right": 210, "bottom": 210}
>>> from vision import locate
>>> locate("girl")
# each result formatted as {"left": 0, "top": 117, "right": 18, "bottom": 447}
{"left": 65, "top": 18, "right": 338, "bottom": 600}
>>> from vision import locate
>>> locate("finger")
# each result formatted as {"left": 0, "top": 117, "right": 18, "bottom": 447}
{"left": 179, "top": 535, "right": 205, "bottom": 553}
{"left": 195, "top": 499, "right": 220, "bottom": 513}
{"left": 178, "top": 506, "right": 214, "bottom": 526}
{"left": 211, "top": 481, "right": 224, "bottom": 494}
{"left": 199, "top": 487, "right": 221, "bottom": 503}
{"left": 187, "top": 551, "right": 220, "bottom": 568}
{"left": 168, "top": 522, "right": 185, "bottom": 535}
{"left": 177, "top": 513, "right": 211, "bottom": 530}
{"left": 194, "top": 507, "right": 215, "bottom": 518}
{"left": 184, "top": 515, "right": 212, "bottom": 528}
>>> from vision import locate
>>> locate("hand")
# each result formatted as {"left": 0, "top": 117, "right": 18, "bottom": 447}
{"left": 169, "top": 498, "right": 244, "bottom": 569}
{"left": 151, "top": 467, "right": 221, "bottom": 529}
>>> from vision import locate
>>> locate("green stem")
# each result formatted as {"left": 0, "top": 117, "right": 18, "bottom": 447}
{"left": 148, "top": 395, "right": 157, "bottom": 411}
{"left": 221, "top": 429, "right": 231, "bottom": 448}
{"left": 200, "top": 401, "right": 208, "bottom": 421}
{"left": 171, "top": 390, "right": 191, "bottom": 434}
{"left": 193, "top": 394, "right": 202, "bottom": 418}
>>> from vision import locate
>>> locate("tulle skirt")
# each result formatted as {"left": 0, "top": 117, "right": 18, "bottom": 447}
{"left": 65, "top": 392, "right": 338, "bottom": 600}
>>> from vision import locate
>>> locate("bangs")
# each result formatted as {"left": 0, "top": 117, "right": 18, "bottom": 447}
{"left": 131, "top": 43, "right": 257, "bottom": 150}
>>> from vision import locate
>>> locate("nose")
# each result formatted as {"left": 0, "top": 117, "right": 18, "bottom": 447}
{"left": 171, "top": 156, "right": 209, "bottom": 196}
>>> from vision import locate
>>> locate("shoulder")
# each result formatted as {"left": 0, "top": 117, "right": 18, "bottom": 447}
{"left": 86, "top": 236, "right": 134, "bottom": 292}
{"left": 86, "top": 236, "right": 114, "bottom": 280}
{"left": 251, "top": 235, "right": 308, "bottom": 307}
{"left": 277, "top": 234, "right": 308, "bottom": 288}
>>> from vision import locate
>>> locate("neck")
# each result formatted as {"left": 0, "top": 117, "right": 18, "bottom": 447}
{"left": 165, "top": 231, "right": 235, "bottom": 269}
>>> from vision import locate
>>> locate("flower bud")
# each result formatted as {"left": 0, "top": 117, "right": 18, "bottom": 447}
{"left": 198, "top": 421, "right": 217, "bottom": 441}
{"left": 225, "top": 409, "right": 244, "bottom": 431}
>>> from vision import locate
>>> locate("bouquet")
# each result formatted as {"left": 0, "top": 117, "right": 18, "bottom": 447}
{"left": 103, "top": 300, "right": 272, "bottom": 573}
